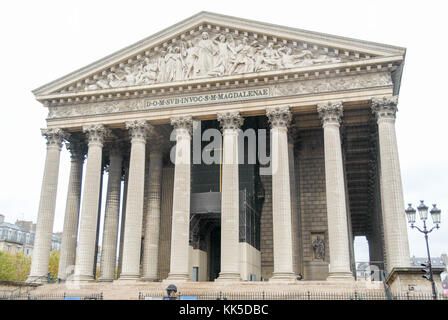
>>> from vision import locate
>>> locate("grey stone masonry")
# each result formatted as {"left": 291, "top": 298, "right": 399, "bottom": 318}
{"left": 157, "top": 167, "right": 175, "bottom": 280}
{"left": 120, "top": 121, "right": 151, "bottom": 280}
{"left": 167, "top": 116, "right": 193, "bottom": 281}
{"left": 266, "top": 106, "right": 296, "bottom": 281}
{"left": 288, "top": 127, "right": 302, "bottom": 276}
{"left": 260, "top": 174, "right": 273, "bottom": 280}
{"left": 142, "top": 141, "right": 164, "bottom": 281}
{"left": 372, "top": 96, "right": 410, "bottom": 271}
{"left": 217, "top": 111, "right": 243, "bottom": 281}
{"left": 117, "top": 163, "right": 129, "bottom": 277}
{"left": 73, "top": 124, "right": 110, "bottom": 281}
{"left": 317, "top": 102, "right": 353, "bottom": 280}
{"left": 27, "top": 128, "right": 66, "bottom": 283}
{"left": 99, "top": 144, "right": 123, "bottom": 281}
{"left": 297, "top": 129, "right": 329, "bottom": 280}
{"left": 58, "top": 139, "right": 86, "bottom": 281}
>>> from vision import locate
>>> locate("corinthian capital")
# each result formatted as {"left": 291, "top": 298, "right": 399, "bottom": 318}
{"left": 66, "top": 137, "right": 87, "bottom": 161}
{"left": 83, "top": 124, "right": 110, "bottom": 146}
{"left": 41, "top": 128, "right": 67, "bottom": 148}
{"left": 217, "top": 112, "right": 244, "bottom": 130}
{"left": 266, "top": 106, "right": 292, "bottom": 128}
{"left": 171, "top": 116, "right": 193, "bottom": 136}
{"left": 317, "top": 102, "right": 343, "bottom": 126}
{"left": 371, "top": 96, "right": 398, "bottom": 121}
{"left": 126, "top": 120, "right": 152, "bottom": 143}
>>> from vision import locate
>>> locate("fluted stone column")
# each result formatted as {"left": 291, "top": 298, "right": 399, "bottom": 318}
{"left": 266, "top": 106, "right": 296, "bottom": 281}
{"left": 288, "top": 127, "right": 301, "bottom": 275}
{"left": 167, "top": 116, "right": 193, "bottom": 281}
{"left": 119, "top": 121, "right": 151, "bottom": 280}
{"left": 142, "top": 136, "right": 164, "bottom": 281}
{"left": 217, "top": 112, "right": 243, "bottom": 281}
{"left": 372, "top": 96, "right": 410, "bottom": 271}
{"left": 317, "top": 102, "right": 353, "bottom": 280}
{"left": 117, "top": 160, "right": 129, "bottom": 277}
{"left": 99, "top": 144, "right": 123, "bottom": 281}
{"left": 58, "top": 139, "right": 87, "bottom": 281}
{"left": 73, "top": 124, "right": 110, "bottom": 281}
{"left": 27, "top": 129, "right": 66, "bottom": 283}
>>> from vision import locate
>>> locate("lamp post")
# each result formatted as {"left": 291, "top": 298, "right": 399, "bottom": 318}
{"left": 405, "top": 200, "right": 442, "bottom": 300}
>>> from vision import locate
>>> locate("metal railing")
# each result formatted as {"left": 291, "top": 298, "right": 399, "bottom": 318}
{"left": 138, "top": 290, "right": 447, "bottom": 300}
{"left": 0, "top": 292, "right": 103, "bottom": 300}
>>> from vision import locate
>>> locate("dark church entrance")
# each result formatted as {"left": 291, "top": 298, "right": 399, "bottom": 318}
{"left": 209, "top": 227, "right": 221, "bottom": 280}
{"left": 189, "top": 117, "right": 265, "bottom": 281}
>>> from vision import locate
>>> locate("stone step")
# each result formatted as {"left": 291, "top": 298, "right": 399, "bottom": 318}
{"left": 31, "top": 280, "right": 385, "bottom": 300}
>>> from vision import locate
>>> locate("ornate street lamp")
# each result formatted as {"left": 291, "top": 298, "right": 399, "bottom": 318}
{"left": 405, "top": 200, "right": 442, "bottom": 300}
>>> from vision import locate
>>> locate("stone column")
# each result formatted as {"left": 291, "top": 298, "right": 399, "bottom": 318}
{"left": 58, "top": 139, "right": 87, "bottom": 281}
{"left": 142, "top": 135, "right": 164, "bottom": 281}
{"left": 266, "top": 106, "right": 296, "bottom": 281}
{"left": 99, "top": 144, "right": 123, "bottom": 281}
{"left": 27, "top": 128, "right": 65, "bottom": 283}
{"left": 119, "top": 121, "right": 151, "bottom": 280}
{"left": 217, "top": 112, "right": 243, "bottom": 281}
{"left": 117, "top": 159, "right": 129, "bottom": 277}
{"left": 317, "top": 102, "right": 353, "bottom": 280}
{"left": 288, "top": 127, "right": 301, "bottom": 275}
{"left": 372, "top": 96, "right": 410, "bottom": 271}
{"left": 167, "top": 116, "right": 193, "bottom": 281}
{"left": 73, "top": 124, "right": 110, "bottom": 281}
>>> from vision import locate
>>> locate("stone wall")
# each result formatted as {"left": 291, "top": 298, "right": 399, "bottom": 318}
{"left": 240, "top": 242, "right": 261, "bottom": 281}
{"left": 259, "top": 174, "right": 273, "bottom": 280}
{"left": 157, "top": 166, "right": 174, "bottom": 280}
{"left": 297, "top": 129, "right": 329, "bottom": 280}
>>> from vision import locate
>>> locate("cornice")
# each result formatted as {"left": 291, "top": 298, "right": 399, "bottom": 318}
{"left": 36, "top": 56, "right": 401, "bottom": 107}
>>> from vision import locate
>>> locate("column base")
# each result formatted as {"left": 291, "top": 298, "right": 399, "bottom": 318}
{"left": 70, "top": 274, "right": 95, "bottom": 282}
{"left": 141, "top": 276, "right": 159, "bottom": 282}
{"left": 26, "top": 275, "right": 48, "bottom": 284}
{"left": 165, "top": 273, "right": 190, "bottom": 282}
{"left": 269, "top": 272, "right": 297, "bottom": 282}
{"left": 216, "top": 272, "right": 241, "bottom": 282}
{"left": 118, "top": 273, "right": 141, "bottom": 281}
{"left": 327, "top": 272, "right": 355, "bottom": 281}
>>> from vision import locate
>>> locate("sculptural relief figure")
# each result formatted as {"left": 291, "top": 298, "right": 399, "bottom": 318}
{"left": 255, "top": 42, "right": 281, "bottom": 72}
{"left": 195, "top": 32, "right": 217, "bottom": 77}
{"left": 135, "top": 58, "right": 158, "bottom": 85}
{"left": 164, "top": 46, "right": 184, "bottom": 81}
{"left": 108, "top": 72, "right": 126, "bottom": 88}
{"left": 78, "top": 31, "right": 349, "bottom": 92}
{"left": 312, "top": 235, "right": 325, "bottom": 261}
{"left": 278, "top": 46, "right": 308, "bottom": 69}
{"left": 229, "top": 37, "right": 260, "bottom": 74}
{"left": 211, "top": 34, "right": 236, "bottom": 75}
{"left": 182, "top": 40, "right": 199, "bottom": 79}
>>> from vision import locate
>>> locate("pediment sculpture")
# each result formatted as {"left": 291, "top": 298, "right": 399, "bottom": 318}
{"left": 83, "top": 31, "right": 353, "bottom": 92}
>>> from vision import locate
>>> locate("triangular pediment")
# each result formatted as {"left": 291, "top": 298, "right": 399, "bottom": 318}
{"left": 33, "top": 12, "right": 405, "bottom": 99}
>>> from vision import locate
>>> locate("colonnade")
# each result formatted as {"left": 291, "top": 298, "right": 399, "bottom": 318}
{"left": 27, "top": 97, "right": 410, "bottom": 283}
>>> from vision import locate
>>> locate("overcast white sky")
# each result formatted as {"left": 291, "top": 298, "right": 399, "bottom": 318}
{"left": 0, "top": 0, "right": 446, "bottom": 263}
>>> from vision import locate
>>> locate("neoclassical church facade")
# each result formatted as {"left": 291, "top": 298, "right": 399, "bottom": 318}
{"left": 27, "top": 12, "right": 410, "bottom": 283}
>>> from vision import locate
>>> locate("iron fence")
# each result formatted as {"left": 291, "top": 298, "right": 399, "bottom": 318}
{"left": 0, "top": 292, "right": 103, "bottom": 300}
{"left": 139, "top": 291, "right": 447, "bottom": 300}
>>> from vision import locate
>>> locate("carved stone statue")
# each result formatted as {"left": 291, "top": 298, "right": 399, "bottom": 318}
{"left": 196, "top": 32, "right": 216, "bottom": 77}
{"left": 312, "top": 235, "right": 325, "bottom": 260}
{"left": 212, "top": 34, "right": 235, "bottom": 75}
{"left": 164, "top": 46, "right": 183, "bottom": 81}
{"left": 181, "top": 40, "right": 199, "bottom": 79}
